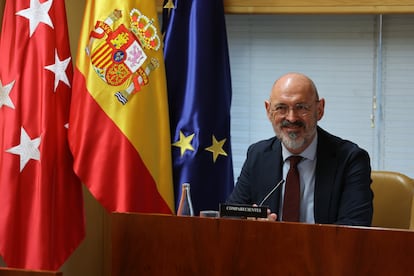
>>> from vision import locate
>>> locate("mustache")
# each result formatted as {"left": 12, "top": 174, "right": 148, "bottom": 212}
{"left": 281, "top": 120, "right": 305, "bottom": 128}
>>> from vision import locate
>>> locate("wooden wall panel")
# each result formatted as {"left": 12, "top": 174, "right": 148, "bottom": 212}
{"left": 157, "top": 0, "right": 414, "bottom": 13}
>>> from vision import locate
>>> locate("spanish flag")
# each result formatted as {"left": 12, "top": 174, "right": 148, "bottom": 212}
{"left": 69, "top": 0, "right": 174, "bottom": 214}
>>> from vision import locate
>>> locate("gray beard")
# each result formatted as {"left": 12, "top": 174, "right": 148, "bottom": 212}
{"left": 279, "top": 131, "right": 306, "bottom": 150}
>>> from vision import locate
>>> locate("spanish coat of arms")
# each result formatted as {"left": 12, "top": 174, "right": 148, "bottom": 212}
{"left": 86, "top": 8, "right": 161, "bottom": 105}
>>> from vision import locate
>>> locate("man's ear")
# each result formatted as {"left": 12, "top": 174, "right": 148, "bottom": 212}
{"left": 317, "top": 98, "right": 325, "bottom": 120}
{"left": 264, "top": 100, "right": 272, "bottom": 120}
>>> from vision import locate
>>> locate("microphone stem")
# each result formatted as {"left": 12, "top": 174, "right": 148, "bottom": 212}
{"left": 259, "top": 179, "right": 285, "bottom": 206}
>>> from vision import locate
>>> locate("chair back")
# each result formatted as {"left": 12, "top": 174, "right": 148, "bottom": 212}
{"left": 371, "top": 170, "right": 414, "bottom": 230}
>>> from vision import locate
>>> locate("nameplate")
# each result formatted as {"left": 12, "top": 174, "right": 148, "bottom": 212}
{"left": 219, "top": 203, "right": 268, "bottom": 218}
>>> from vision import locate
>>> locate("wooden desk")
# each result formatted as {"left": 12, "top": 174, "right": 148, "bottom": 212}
{"left": 0, "top": 268, "right": 62, "bottom": 276}
{"left": 111, "top": 213, "right": 414, "bottom": 275}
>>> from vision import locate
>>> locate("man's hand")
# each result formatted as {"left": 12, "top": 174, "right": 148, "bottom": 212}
{"left": 267, "top": 208, "right": 277, "bottom": 221}
{"left": 250, "top": 204, "right": 277, "bottom": 221}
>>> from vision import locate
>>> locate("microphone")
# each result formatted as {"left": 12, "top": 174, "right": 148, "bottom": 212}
{"left": 258, "top": 179, "right": 285, "bottom": 206}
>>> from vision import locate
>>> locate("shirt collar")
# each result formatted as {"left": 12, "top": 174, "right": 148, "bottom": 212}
{"left": 282, "top": 133, "right": 318, "bottom": 162}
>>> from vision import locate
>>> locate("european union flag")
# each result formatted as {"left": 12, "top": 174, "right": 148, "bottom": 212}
{"left": 163, "top": 0, "right": 234, "bottom": 215}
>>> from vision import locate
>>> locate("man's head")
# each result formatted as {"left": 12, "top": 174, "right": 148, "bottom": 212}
{"left": 265, "top": 72, "right": 325, "bottom": 154}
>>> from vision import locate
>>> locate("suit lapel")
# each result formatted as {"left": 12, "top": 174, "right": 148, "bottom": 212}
{"left": 314, "top": 128, "right": 338, "bottom": 223}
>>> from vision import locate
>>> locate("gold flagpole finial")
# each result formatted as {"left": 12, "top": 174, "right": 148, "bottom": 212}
{"left": 164, "top": 0, "right": 175, "bottom": 10}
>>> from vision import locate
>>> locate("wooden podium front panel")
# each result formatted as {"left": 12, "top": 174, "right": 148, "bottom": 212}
{"left": 111, "top": 213, "right": 414, "bottom": 275}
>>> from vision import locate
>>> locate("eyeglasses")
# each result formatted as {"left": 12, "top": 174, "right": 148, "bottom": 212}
{"left": 270, "top": 102, "right": 318, "bottom": 117}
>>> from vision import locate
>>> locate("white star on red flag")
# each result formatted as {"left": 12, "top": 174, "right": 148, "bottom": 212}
{"left": 6, "top": 127, "right": 41, "bottom": 172}
{"left": 45, "top": 49, "right": 71, "bottom": 92}
{"left": 16, "top": 0, "right": 54, "bottom": 37}
{"left": 0, "top": 80, "right": 15, "bottom": 109}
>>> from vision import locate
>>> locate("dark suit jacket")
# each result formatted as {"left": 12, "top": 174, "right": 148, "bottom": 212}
{"left": 227, "top": 126, "right": 373, "bottom": 226}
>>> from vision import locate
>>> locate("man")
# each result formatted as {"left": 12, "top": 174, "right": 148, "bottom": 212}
{"left": 227, "top": 72, "right": 373, "bottom": 226}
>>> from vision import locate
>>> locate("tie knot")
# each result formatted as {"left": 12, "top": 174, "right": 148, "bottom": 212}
{"left": 288, "top": 155, "right": 302, "bottom": 167}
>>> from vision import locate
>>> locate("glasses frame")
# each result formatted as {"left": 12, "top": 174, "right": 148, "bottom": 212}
{"left": 269, "top": 100, "right": 320, "bottom": 118}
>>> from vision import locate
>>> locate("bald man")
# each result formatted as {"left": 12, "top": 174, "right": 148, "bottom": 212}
{"left": 227, "top": 72, "right": 373, "bottom": 226}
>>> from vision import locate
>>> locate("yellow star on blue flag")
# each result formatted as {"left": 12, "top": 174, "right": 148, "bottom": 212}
{"left": 205, "top": 135, "right": 228, "bottom": 163}
{"left": 172, "top": 131, "right": 195, "bottom": 156}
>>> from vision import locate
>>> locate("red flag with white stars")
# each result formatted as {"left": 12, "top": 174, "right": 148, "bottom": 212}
{"left": 0, "top": 0, "right": 85, "bottom": 270}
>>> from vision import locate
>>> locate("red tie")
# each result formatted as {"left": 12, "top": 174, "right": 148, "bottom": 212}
{"left": 283, "top": 156, "right": 302, "bottom": 222}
